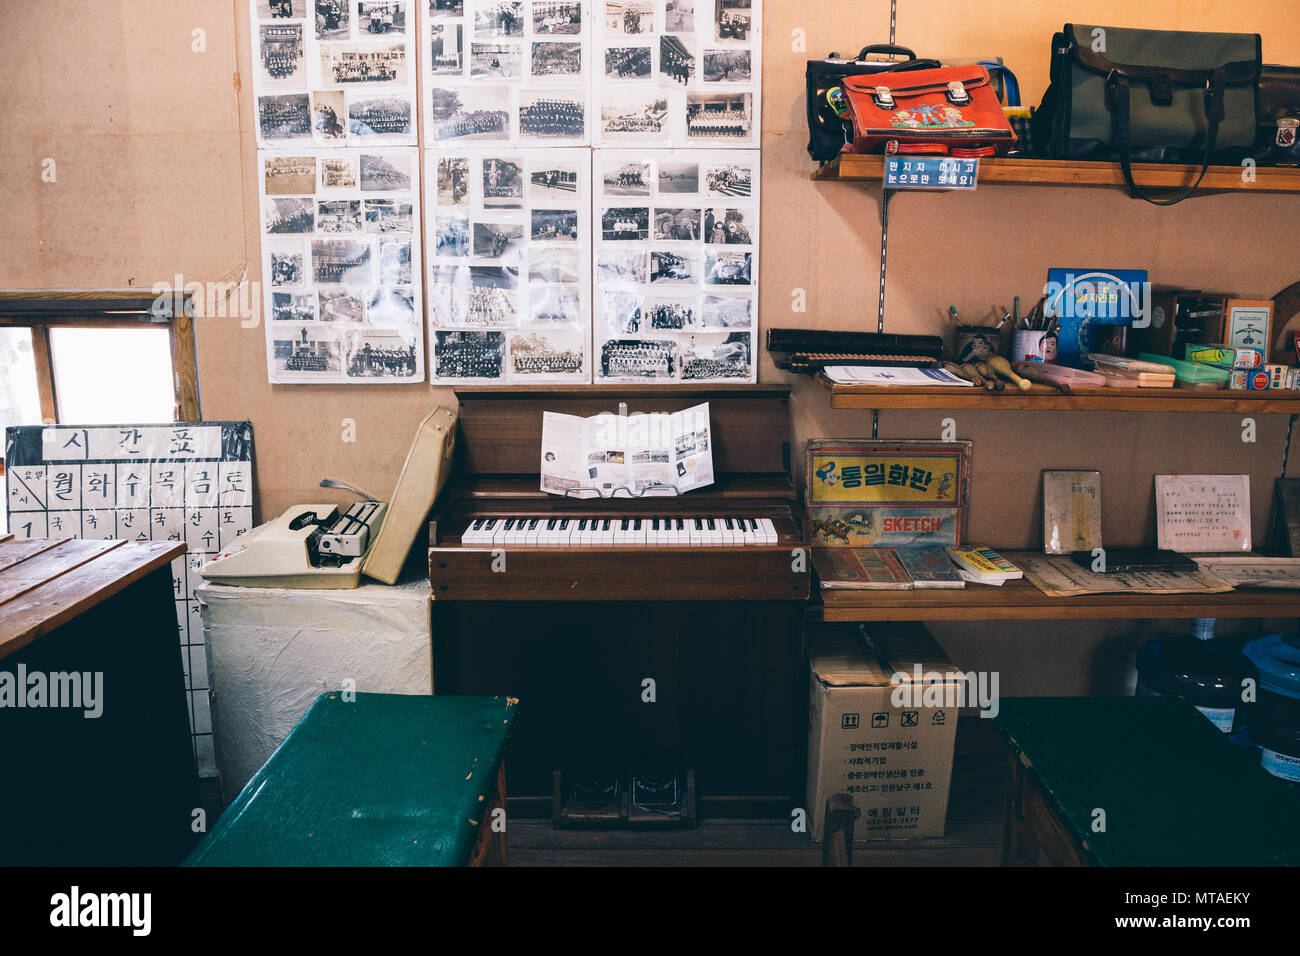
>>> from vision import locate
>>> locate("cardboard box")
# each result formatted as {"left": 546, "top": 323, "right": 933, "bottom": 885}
{"left": 1185, "top": 343, "right": 1265, "bottom": 370}
{"left": 807, "top": 622, "right": 962, "bottom": 842}
{"left": 1230, "top": 369, "right": 1271, "bottom": 390}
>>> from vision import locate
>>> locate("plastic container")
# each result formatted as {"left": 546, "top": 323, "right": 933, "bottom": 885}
{"left": 1137, "top": 352, "right": 1231, "bottom": 389}
{"left": 1022, "top": 362, "right": 1106, "bottom": 388}
{"left": 1134, "top": 618, "right": 1256, "bottom": 742}
{"left": 1242, "top": 633, "right": 1300, "bottom": 786}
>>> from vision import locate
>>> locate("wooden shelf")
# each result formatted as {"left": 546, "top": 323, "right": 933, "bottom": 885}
{"left": 812, "top": 153, "right": 1300, "bottom": 195}
{"left": 818, "top": 577, "right": 1300, "bottom": 622}
{"left": 821, "top": 376, "right": 1300, "bottom": 413}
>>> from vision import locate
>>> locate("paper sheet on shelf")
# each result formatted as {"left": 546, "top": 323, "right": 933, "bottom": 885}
{"left": 1008, "top": 551, "right": 1235, "bottom": 597}
{"left": 823, "top": 365, "right": 974, "bottom": 386}
{"left": 1192, "top": 556, "right": 1300, "bottom": 589}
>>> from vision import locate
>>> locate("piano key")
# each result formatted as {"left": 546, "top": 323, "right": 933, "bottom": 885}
{"left": 633, "top": 518, "right": 647, "bottom": 545}
{"left": 720, "top": 517, "right": 736, "bottom": 546}
{"left": 740, "top": 517, "right": 757, "bottom": 545}
{"left": 556, "top": 518, "right": 573, "bottom": 545}
{"left": 757, "top": 517, "right": 778, "bottom": 544}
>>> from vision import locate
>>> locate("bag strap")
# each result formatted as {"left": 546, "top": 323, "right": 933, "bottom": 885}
{"left": 855, "top": 44, "right": 917, "bottom": 61}
{"left": 1107, "top": 67, "right": 1227, "bottom": 205}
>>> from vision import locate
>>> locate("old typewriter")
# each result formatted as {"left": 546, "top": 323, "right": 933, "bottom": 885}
{"left": 200, "top": 479, "right": 387, "bottom": 589}
{"left": 428, "top": 386, "right": 810, "bottom": 821}
{"left": 766, "top": 327, "right": 944, "bottom": 374}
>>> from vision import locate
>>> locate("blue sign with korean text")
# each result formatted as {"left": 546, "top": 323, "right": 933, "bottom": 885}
{"left": 883, "top": 156, "right": 979, "bottom": 190}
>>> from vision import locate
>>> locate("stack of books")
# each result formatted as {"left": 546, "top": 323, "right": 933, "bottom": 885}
{"left": 814, "top": 545, "right": 1022, "bottom": 590}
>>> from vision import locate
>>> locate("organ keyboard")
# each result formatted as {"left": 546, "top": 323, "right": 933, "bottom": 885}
{"left": 461, "top": 515, "right": 780, "bottom": 546}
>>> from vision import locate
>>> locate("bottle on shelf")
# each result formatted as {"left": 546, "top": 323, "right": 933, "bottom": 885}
{"left": 1134, "top": 618, "right": 1256, "bottom": 744}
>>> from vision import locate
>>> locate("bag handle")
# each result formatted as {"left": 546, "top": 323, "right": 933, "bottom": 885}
{"left": 856, "top": 44, "right": 917, "bottom": 61}
{"left": 1107, "top": 67, "right": 1226, "bottom": 205}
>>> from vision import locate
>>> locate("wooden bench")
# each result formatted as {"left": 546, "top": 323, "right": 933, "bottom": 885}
{"left": 996, "top": 696, "right": 1300, "bottom": 866}
{"left": 0, "top": 535, "right": 197, "bottom": 865}
{"left": 186, "top": 692, "right": 518, "bottom": 866}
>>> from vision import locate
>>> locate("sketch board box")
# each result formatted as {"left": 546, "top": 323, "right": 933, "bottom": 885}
{"left": 807, "top": 622, "right": 962, "bottom": 842}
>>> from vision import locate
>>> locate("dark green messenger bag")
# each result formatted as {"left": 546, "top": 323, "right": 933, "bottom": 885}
{"left": 1034, "top": 24, "right": 1261, "bottom": 204}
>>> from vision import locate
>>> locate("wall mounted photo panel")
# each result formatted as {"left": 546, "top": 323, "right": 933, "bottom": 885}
{"left": 259, "top": 147, "right": 425, "bottom": 382}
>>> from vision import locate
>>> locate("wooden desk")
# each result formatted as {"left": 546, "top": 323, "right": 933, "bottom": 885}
{"left": 0, "top": 535, "right": 198, "bottom": 865}
{"left": 186, "top": 692, "right": 517, "bottom": 866}
{"left": 996, "top": 697, "right": 1300, "bottom": 866}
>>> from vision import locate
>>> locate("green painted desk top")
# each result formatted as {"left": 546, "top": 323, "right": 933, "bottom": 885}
{"left": 995, "top": 696, "right": 1300, "bottom": 867}
{"left": 186, "top": 693, "right": 517, "bottom": 867}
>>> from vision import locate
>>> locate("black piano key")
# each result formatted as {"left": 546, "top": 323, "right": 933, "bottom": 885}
{"left": 706, "top": 518, "right": 715, "bottom": 530}
{"left": 546, "top": 518, "right": 557, "bottom": 530}
{"left": 471, "top": 518, "right": 483, "bottom": 531}
{"left": 527, "top": 518, "right": 539, "bottom": 530}
{"left": 693, "top": 518, "right": 702, "bottom": 530}
{"left": 503, "top": 518, "right": 516, "bottom": 531}
{"left": 632, "top": 518, "right": 641, "bottom": 531}
{"left": 602, "top": 519, "right": 611, "bottom": 531}
{"left": 724, "top": 517, "right": 735, "bottom": 530}
{"left": 676, "top": 518, "right": 684, "bottom": 531}
{"left": 620, "top": 518, "right": 630, "bottom": 531}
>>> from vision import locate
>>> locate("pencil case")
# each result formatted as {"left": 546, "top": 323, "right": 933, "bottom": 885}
{"left": 1025, "top": 363, "right": 1106, "bottom": 387}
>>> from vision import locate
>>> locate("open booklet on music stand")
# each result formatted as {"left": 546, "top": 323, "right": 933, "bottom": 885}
{"left": 540, "top": 402, "right": 714, "bottom": 499}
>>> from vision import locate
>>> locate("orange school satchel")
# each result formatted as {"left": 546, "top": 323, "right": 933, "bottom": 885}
{"left": 840, "top": 65, "right": 1016, "bottom": 156}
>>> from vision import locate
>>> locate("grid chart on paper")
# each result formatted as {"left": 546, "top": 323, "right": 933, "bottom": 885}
{"left": 3, "top": 423, "right": 255, "bottom": 778}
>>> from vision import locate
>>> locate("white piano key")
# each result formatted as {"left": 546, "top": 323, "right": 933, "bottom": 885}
{"left": 758, "top": 517, "right": 778, "bottom": 544}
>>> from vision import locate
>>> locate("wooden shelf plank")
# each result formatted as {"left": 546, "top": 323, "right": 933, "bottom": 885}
{"left": 818, "top": 577, "right": 1300, "bottom": 622}
{"left": 821, "top": 376, "right": 1300, "bottom": 413}
{"left": 812, "top": 153, "right": 1300, "bottom": 195}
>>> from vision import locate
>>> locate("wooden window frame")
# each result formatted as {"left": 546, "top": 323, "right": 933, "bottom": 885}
{"left": 0, "top": 291, "right": 200, "bottom": 426}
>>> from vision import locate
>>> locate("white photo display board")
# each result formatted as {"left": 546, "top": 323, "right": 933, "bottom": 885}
{"left": 427, "top": 147, "right": 591, "bottom": 382}
{"left": 593, "top": 147, "right": 757, "bottom": 382}
{"left": 4, "top": 423, "right": 256, "bottom": 779}
{"left": 421, "top": 0, "right": 593, "bottom": 148}
{"left": 594, "top": 0, "right": 760, "bottom": 147}
{"left": 251, "top": 0, "right": 418, "bottom": 147}
{"left": 260, "top": 147, "right": 425, "bottom": 383}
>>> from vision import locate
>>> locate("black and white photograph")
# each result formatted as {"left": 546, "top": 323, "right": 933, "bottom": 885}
{"left": 532, "top": 41, "right": 582, "bottom": 77}
{"left": 658, "top": 160, "right": 699, "bottom": 193}
{"left": 605, "top": 0, "right": 653, "bottom": 35}
{"left": 438, "top": 156, "right": 471, "bottom": 204}
{"left": 463, "top": 272, "right": 518, "bottom": 325}
{"left": 702, "top": 206, "right": 751, "bottom": 242}
{"left": 601, "top": 206, "right": 649, "bottom": 240}
{"left": 259, "top": 23, "right": 305, "bottom": 85}
{"left": 317, "top": 198, "right": 363, "bottom": 232}
{"left": 428, "top": 266, "right": 471, "bottom": 325}
{"left": 704, "top": 161, "right": 751, "bottom": 196}
{"left": 704, "top": 249, "right": 751, "bottom": 284}
{"left": 512, "top": 330, "right": 585, "bottom": 376}
{"left": 268, "top": 245, "right": 305, "bottom": 287}
{"left": 474, "top": 1, "right": 525, "bottom": 37}
{"left": 430, "top": 0, "right": 464, "bottom": 14}
{"left": 605, "top": 46, "right": 651, "bottom": 79}
{"left": 482, "top": 157, "right": 524, "bottom": 207}
{"left": 527, "top": 285, "right": 582, "bottom": 324}
{"left": 430, "top": 86, "right": 511, "bottom": 142}
{"left": 601, "top": 290, "right": 643, "bottom": 334}
{"left": 266, "top": 197, "right": 316, "bottom": 233}
{"left": 601, "top": 90, "right": 668, "bottom": 138}
{"left": 715, "top": 0, "right": 751, "bottom": 41}
{"left": 435, "top": 330, "right": 507, "bottom": 378}
{"left": 259, "top": 93, "right": 313, "bottom": 141}
{"left": 532, "top": 0, "right": 582, "bottom": 35}
{"left": 435, "top": 212, "right": 471, "bottom": 255}
{"left": 530, "top": 163, "right": 580, "bottom": 196}
{"left": 646, "top": 297, "right": 696, "bottom": 330}
{"left": 344, "top": 329, "right": 420, "bottom": 378}
{"left": 664, "top": 0, "right": 693, "bottom": 32}
{"left": 321, "top": 42, "right": 409, "bottom": 85}
{"left": 430, "top": 22, "right": 464, "bottom": 73}
{"left": 318, "top": 289, "right": 366, "bottom": 322}
{"left": 349, "top": 95, "right": 414, "bottom": 139}
{"left": 700, "top": 292, "right": 752, "bottom": 327}
{"left": 315, "top": 0, "right": 351, "bottom": 39}
{"left": 321, "top": 156, "right": 358, "bottom": 188}
{"left": 358, "top": 0, "right": 408, "bottom": 34}
{"left": 685, "top": 91, "right": 751, "bottom": 140}
{"left": 519, "top": 91, "right": 585, "bottom": 139}
{"left": 360, "top": 151, "right": 413, "bottom": 190}
{"left": 274, "top": 333, "right": 343, "bottom": 375}
{"left": 680, "top": 331, "right": 750, "bottom": 379}
{"left": 602, "top": 159, "right": 651, "bottom": 195}
{"left": 312, "top": 90, "right": 348, "bottom": 141}
{"left": 473, "top": 221, "right": 525, "bottom": 261}
{"left": 528, "top": 246, "right": 581, "bottom": 284}
{"left": 379, "top": 239, "right": 415, "bottom": 283}
{"left": 653, "top": 207, "right": 700, "bottom": 240}
{"left": 531, "top": 208, "right": 579, "bottom": 241}
{"left": 366, "top": 285, "right": 417, "bottom": 322}
{"left": 650, "top": 248, "right": 697, "bottom": 283}
{"left": 271, "top": 291, "right": 317, "bottom": 323}
{"left": 600, "top": 338, "right": 675, "bottom": 379}
{"left": 470, "top": 42, "right": 522, "bottom": 77}
{"left": 659, "top": 35, "right": 694, "bottom": 86}
{"left": 597, "top": 248, "right": 647, "bottom": 284}
{"left": 365, "top": 198, "right": 414, "bottom": 232}
{"left": 703, "top": 48, "right": 750, "bottom": 82}
{"left": 312, "top": 238, "right": 374, "bottom": 284}
{"left": 266, "top": 155, "right": 317, "bottom": 195}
